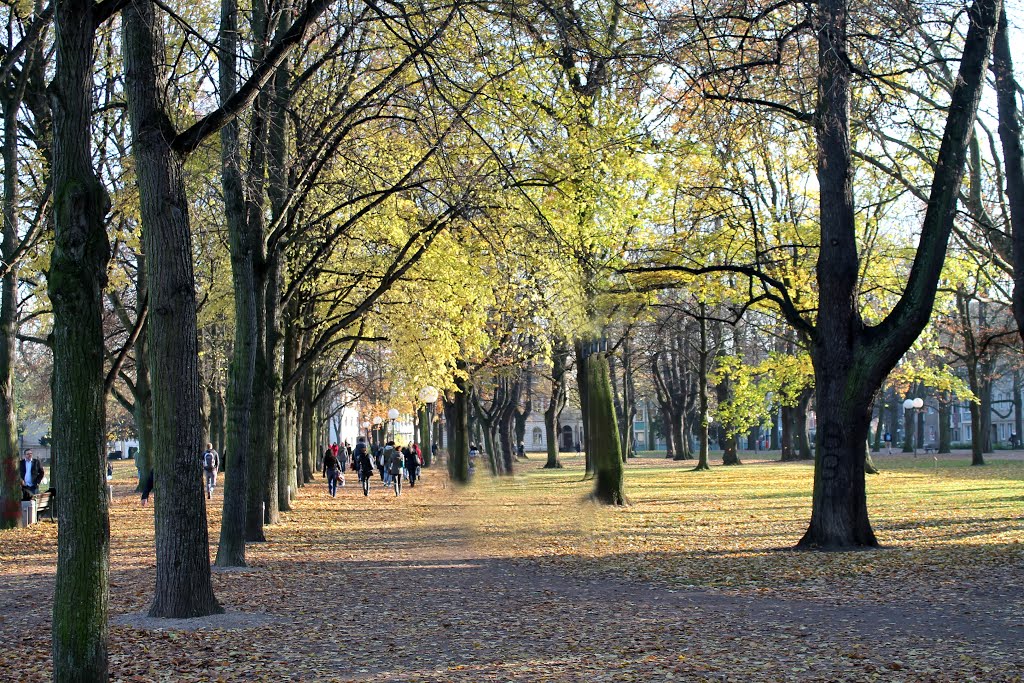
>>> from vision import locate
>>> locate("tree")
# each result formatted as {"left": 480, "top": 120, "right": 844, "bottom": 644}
{"left": 49, "top": 0, "right": 117, "bottom": 675}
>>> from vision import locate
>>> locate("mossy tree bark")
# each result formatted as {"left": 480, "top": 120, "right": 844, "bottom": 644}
{"left": 49, "top": 0, "right": 112, "bottom": 674}
{"left": 586, "top": 348, "right": 625, "bottom": 505}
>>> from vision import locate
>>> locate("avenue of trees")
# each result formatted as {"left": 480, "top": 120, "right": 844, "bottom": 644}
{"left": 1, "top": 0, "right": 1023, "bottom": 677}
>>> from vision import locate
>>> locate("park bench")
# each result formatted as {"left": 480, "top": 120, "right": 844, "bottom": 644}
{"left": 923, "top": 444, "right": 937, "bottom": 453}
{"left": 20, "top": 488, "right": 55, "bottom": 526}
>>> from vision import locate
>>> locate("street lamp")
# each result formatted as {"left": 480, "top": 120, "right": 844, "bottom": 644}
{"left": 387, "top": 407, "right": 400, "bottom": 442}
{"left": 418, "top": 385, "right": 439, "bottom": 404}
{"left": 361, "top": 420, "right": 370, "bottom": 440}
{"left": 903, "top": 397, "right": 924, "bottom": 455}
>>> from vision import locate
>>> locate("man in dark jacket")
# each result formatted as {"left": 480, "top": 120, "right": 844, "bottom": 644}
{"left": 354, "top": 436, "right": 374, "bottom": 496}
{"left": 18, "top": 449, "right": 44, "bottom": 500}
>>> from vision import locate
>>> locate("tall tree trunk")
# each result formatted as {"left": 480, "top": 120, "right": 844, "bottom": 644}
{"left": 0, "top": 90, "right": 21, "bottom": 529}
{"left": 134, "top": 323, "right": 154, "bottom": 492}
{"left": 794, "top": 389, "right": 813, "bottom": 461}
{"left": 514, "top": 368, "right": 532, "bottom": 457}
{"left": 50, "top": 0, "right": 111, "bottom": 672}
{"left": 301, "top": 372, "right": 314, "bottom": 483}
{"left": 694, "top": 308, "right": 710, "bottom": 471}
{"left": 871, "top": 402, "right": 883, "bottom": 452}
{"left": 620, "top": 338, "right": 637, "bottom": 461}
{"left": 499, "top": 378, "right": 520, "bottom": 473}
{"left": 123, "top": 0, "right": 222, "bottom": 616}
{"left": 938, "top": 393, "right": 952, "bottom": 454}
{"left": 449, "top": 362, "right": 470, "bottom": 484}
{"left": 1014, "top": 372, "right": 1023, "bottom": 447}
{"left": 780, "top": 405, "right": 795, "bottom": 460}
{"left": 799, "top": 0, "right": 998, "bottom": 549}
{"left": 587, "top": 349, "right": 625, "bottom": 504}
{"left": 993, "top": 7, "right": 1024, "bottom": 344}
{"left": 969, "top": 387, "right": 987, "bottom": 466}
{"left": 979, "top": 374, "right": 993, "bottom": 457}
{"left": 215, "top": 0, "right": 252, "bottom": 566}
{"left": 574, "top": 340, "right": 591, "bottom": 473}
{"left": 544, "top": 345, "right": 566, "bottom": 469}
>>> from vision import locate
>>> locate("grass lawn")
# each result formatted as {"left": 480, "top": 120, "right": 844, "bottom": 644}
{"left": 468, "top": 454, "right": 1024, "bottom": 596}
{"left": 1, "top": 453, "right": 1021, "bottom": 681}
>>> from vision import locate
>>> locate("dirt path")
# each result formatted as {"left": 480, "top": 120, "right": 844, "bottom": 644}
{"left": 2, "top": 466, "right": 1022, "bottom": 682}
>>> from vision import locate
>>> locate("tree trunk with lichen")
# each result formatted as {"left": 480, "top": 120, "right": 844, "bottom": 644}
{"left": 586, "top": 350, "right": 625, "bottom": 505}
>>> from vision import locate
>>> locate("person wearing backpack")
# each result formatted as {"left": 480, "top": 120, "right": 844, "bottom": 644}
{"left": 353, "top": 436, "right": 374, "bottom": 496}
{"left": 386, "top": 442, "right": 404, "bottom": 494}
{"left": 322, "top": 447, "right": 340, "bottom": 497}
{"left": 202, "top": 443, "right": 220, "bottom": 499}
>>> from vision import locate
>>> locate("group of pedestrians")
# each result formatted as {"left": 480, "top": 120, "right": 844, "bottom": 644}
{"left": 322, "top": 436, "right": 424, "bottom": 497}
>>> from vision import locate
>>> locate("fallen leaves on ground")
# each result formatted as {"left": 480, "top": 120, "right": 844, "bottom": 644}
{"left": 1, "top": 453, "right": 1022, "bottom": 681}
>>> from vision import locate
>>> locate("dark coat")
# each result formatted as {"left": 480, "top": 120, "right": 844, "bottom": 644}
{"left": 404, "top": 451, "right": 419, "bottom": 473}
{"left": 17, "top": 459, "right": 44, "bottom": 487}
{"left": 323, "top": 451, "right": 340, "bottom": 475}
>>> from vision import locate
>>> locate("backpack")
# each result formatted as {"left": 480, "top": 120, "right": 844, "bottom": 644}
{"left": 203, "top": 450, "right": 216, "bottom": 471}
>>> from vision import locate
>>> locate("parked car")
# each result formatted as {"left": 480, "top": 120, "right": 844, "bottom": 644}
{"left": 107, "top": 450, "right": 124, "bottom": 460}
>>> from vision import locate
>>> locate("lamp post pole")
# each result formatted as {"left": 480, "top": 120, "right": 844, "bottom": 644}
{"left": 903, "top": 397, "right": 924, "bottom": 456}
{"left": 387, "top": 408, "right": 400, "bottom": 444}
{"left": 372, "top": 416, "right": 383, "bottom": 449}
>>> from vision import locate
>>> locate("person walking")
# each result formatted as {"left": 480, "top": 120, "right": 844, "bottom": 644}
{"left": 381, "top": 441, "right": 397, "bottom": 487}
{"left": 387, "top": 443, "right": 404, "bottom": 495}
{"left": 323, "top": 447, "right": 341, "bottom": 497}
{"left": 354, "top": 436, "right": 374, "bottom": 496}
{"left": 201, "top": 443, "right": 220, "bottom": 499}
{"left": 18, "top": 449, "right": 44, "bottom": 500}
{"left": 337, "top": 443, "right": 349, "bottom": 487}
{"left": 404, "top": 446, "right": 420, "bottom": 487}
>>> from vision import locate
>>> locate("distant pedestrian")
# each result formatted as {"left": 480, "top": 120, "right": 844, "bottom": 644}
{"left": 337, "top": 444, "right": 349, "bottom": 487}
{"left": 517, "top": 442, "right": 525, "bottom": 459}
{"left": 381, "top": 442, "right": 397, "bottom": 486}
{"left": 354, "top": 436, "right": 374, "bottom": 496}
{"left": 202, "top": 443, "right": 220, "bottom": 499}
{"left": 323, "top": 447, "right": 340, "bottom": 496}
{"left": 405, "top": 447, "right": 420, "bottom": 487}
